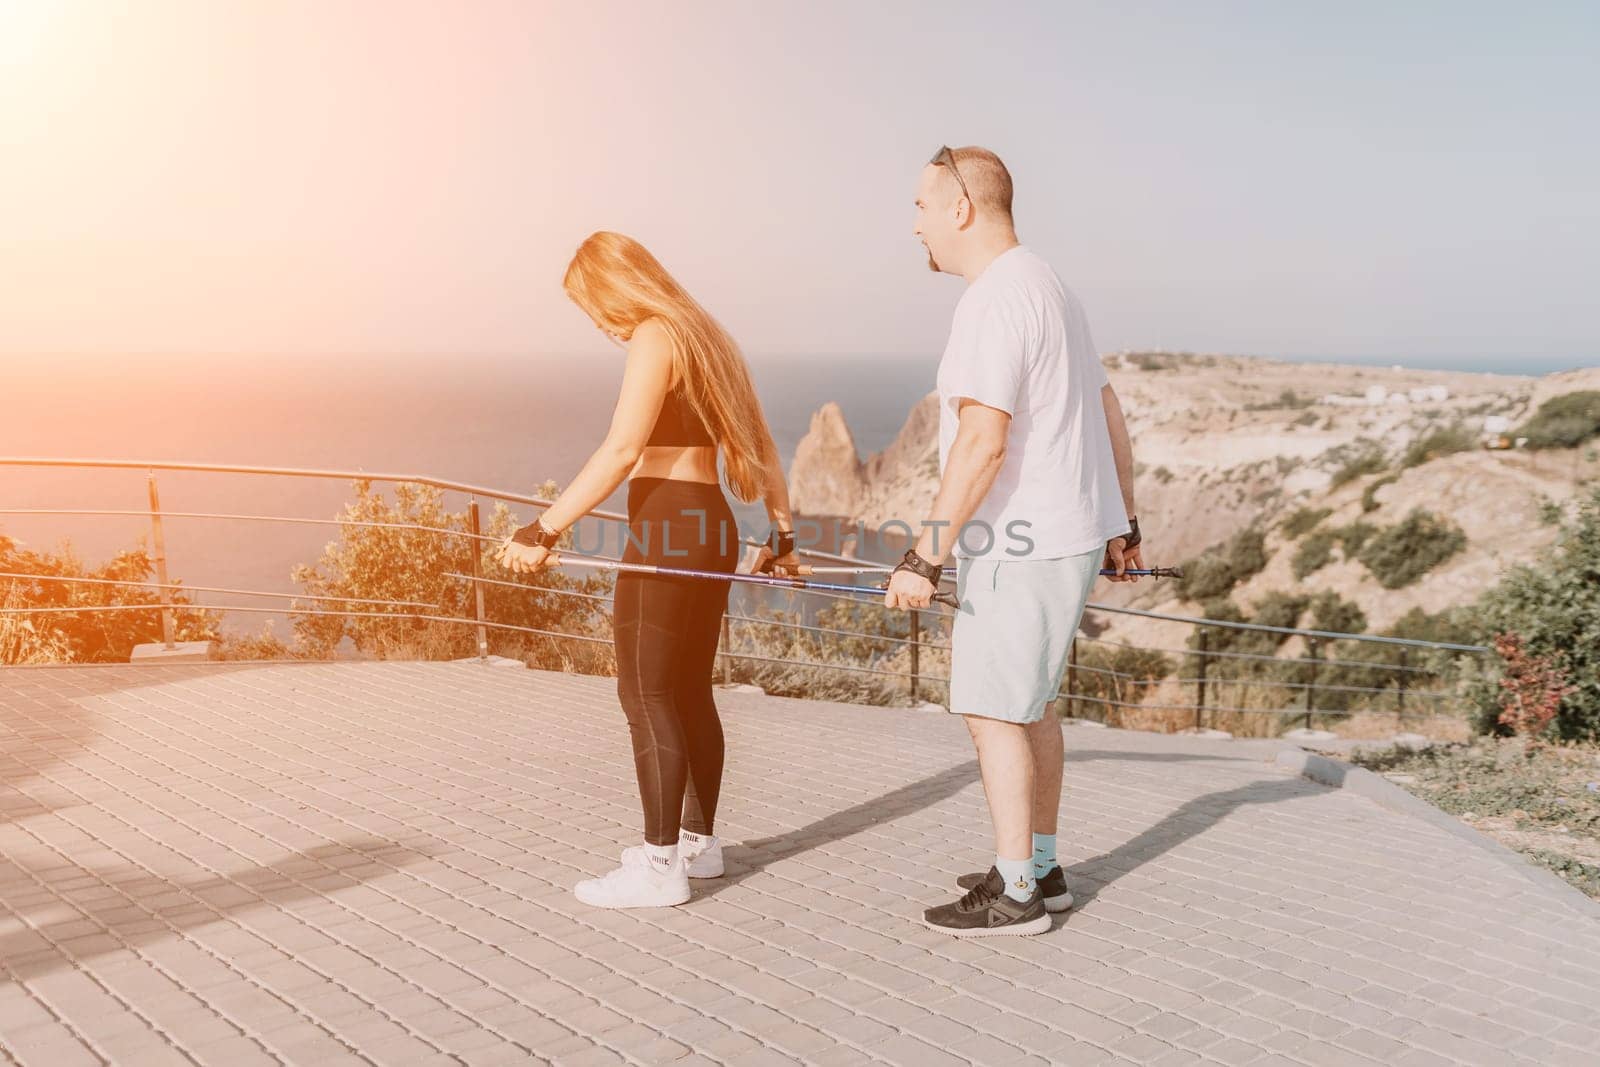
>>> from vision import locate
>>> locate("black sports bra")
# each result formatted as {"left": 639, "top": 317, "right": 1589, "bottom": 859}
{"left": 647, "top": 384, "right": 714, "bottom": 447}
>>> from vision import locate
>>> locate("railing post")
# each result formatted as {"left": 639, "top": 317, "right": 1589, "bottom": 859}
{"left": 1067, "top": 634, "right": 1078, "bottom": 719}
{"left": 721, "top": 615, "right": 732, "bottom": 685}
{"left": 1305, "top": 636, "right": 1320, "bottom": 729}
{"left": 466, "top": 499, "right": 488, "bottom": 662}
{"left": 908, "top": 608, "right": 920, "bottom": 702}
{"left": 1195, "top": 626, "right": 1209, "bottom": 730}
{"left": 1397, "top": 647, "right": 1408, "bottom": 724}
{"left": 146, "top": 471, "right": 175, "bottom": 649}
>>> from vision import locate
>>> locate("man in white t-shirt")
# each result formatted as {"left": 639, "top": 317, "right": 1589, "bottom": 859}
{"left": 886, "top": 145, "right": 1146, "bottom": 936}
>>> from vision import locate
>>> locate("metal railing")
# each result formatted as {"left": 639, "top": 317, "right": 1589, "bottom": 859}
{"left": 1, "top": 457, "right": 1489, "bottom": 734}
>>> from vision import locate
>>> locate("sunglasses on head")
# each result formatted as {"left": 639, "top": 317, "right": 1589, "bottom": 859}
{"left": 929, "top": 145, "right": 971, "bottom": 202}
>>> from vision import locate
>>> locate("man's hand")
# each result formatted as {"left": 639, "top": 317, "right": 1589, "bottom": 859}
{"left": 496, "top": 537, "right": 559, "bottom": 575}
{"left": 1103, "top": 535, "right": 1145, "bottom": 583}
{"left": 883, "top": 566, "right": 934, "bottom": 607}
{"left": 885, "top": 567, "right": 936, "bottom": 609}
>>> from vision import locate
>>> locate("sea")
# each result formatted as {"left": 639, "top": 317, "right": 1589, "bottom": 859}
{"left": 1, "top": 352, "right": 936, "bottom": 636}
{"left": 1, "top": 350, "right": 1587, "bottom": 637}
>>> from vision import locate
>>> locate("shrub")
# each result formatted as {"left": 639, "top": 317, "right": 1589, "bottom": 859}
{"left": 1307, "top": 590, "right": 1366, "bottom": 634}
{"left": 1492, "top": 633, "right": 1573, "bottom": 737}
{"left": 1176, "top": 527, "right": 1268, "bottom": 601}
{"left": 1126, "top": 352, "right": 1179, "bottom": 371}
{"left": 1332, "top": 521, "right": 1378, "bottom": 555}
{"left": 1516, "top": 390, "right": 1600, "bottom": 450}
{"left": 1226, "top": 527, "right": 1268, "bottom": 580}
{"left": 289, "top": 479, "right": 614, "bottom": 667}
{"left": 1184, "top": 599, "right": 1241, "bottom": 653}
{"left": 1358, "top": 510, "right": 1467, "bottom": 589}
{"left": 1176, "top": 555, "right": 1236, "bottom": 600}
{"left": 1402, "top": 423, "right": 1478, "bottom": 468}
{"left": 210, "top": 621, "right": 300, "bottom": 661}
{"left": 1247, "top": 388, "right": 1315, "bottom": 412}
{"left": 1475, "top": 487, "right": 1600, "bottom": 740}
{"left": 1386, "top": 605, "right": 1478, "bottom": 646}
{"left": 726, "top": 596, "right": 927, "bottom": 707}
{"left": 1331, "top": 449, "right": 1387, "bottom": 489}
{"left": 1070, "top": 644, "right": 1175, "bottom": 718}
{"left": 1361, "top": 474, "right": 1399, "bottom": 512}
{"left": 1251, "top": 591, "right": 1310, "bottom": 631}
{"left": 0, "top": 533, "right": 218, "bottom": 664}
{"left": 1292, "top": 530, "right": 1337, "bottom": 579}
{"left": 1279, "top": 507, "right": 1331, "bottom": 540}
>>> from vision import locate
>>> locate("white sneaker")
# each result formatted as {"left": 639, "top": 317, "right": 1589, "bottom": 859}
{"left": 622, "top": 834, "right": 724, "bottom": 879}
{"left": 575, "top": 850, "right": 690, "bottom": 909}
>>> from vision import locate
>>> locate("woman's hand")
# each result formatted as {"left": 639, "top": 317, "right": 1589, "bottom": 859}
{"left": 750, "top": 545, "right": 801, "bottom": 577}
{"left": 496, "top": 537, "right": 560, "bottom": 575}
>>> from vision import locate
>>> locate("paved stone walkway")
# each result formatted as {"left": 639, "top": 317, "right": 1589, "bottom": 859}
{"left": 1, "top": 661, "right": 1597, "bottom": 1066}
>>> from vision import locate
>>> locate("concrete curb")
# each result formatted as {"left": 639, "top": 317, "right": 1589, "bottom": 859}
{"left": 1275, "top": 747, "right": 1600, "bottom": 920}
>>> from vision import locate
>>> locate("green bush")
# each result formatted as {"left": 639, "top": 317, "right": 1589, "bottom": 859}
{"left": 1361, "top": 473, "right": 1399, "bottom": 512}
{"left": 1357, "top": 509, "right": 1468, "bottom": 589}
{"left": 1292, "top": 530, "right": 1337, "bottom": 578}
{"left": 1279, "top": 507, "right": 1331, "bottom": 540}
{"left": 1332, "top": 521, "right": 1378, "bottom": 555}
{"left": 1177, "top": 527, "right": 1268, "bottom": 601}
{"left": 1475, "top": 487, "right": 1600, "bottom": 740}
{"left": 1516, "top": 390, "right": 1600, "bottom": 450}
{"left": 1331, "top": 449, "right": 1387, "bottom": 489}
{"left": 1402, "top": 424, "right": 1477, "bottom": 468}
{"left": 1226, "top": 527, "right": 1268, "bottom": 580}
{"left": 1187, "top": 598, "right": 1249, "bottom": 653}
{"left": 1176, "top": 555, "right": 1237, "bottom": 600}
{"left": 1307, "top": 590, "right": 1367, "bottom": 634}
{"left": 1251, "top": 591, "right": 1310, "bottom": 631}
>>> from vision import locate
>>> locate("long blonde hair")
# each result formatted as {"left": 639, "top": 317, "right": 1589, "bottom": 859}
{"left": 563, "top": 231, "right": 777, "bottom": 503}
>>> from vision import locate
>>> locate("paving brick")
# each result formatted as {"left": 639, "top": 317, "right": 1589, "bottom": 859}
{"left": 5, "top": 662, "right": 1599, "bottom": 1067}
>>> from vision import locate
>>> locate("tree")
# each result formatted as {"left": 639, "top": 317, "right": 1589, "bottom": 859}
{"left": 0, "top": 533, "right": 217, "bottom": 664}
{"left": 289, "top": 480, "right": 614, "bottom": 669}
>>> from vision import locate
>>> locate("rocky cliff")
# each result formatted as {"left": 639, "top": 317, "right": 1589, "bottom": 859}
{"left": 788, "top": 355, "right": 1600, "bottom": 642}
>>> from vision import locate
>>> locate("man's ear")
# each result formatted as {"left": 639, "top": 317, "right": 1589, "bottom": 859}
{"left": 954, "top": 196, "right": 973, "bottom": 229}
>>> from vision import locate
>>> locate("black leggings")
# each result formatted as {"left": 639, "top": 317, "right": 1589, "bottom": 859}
{"left": 613, "top": 477, "right": 739, "bottom": 846}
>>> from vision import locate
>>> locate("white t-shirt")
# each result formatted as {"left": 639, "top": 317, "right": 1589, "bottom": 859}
{"left": 935, "top": 244, "right": 1127, "bottom": 560}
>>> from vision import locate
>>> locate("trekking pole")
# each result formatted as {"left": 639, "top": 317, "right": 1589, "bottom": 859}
{"left": 447, "top": 557, "right": 962, "bottom": 610}
{"left": 796, "top": 564, "right": 1186, "bottom": 579}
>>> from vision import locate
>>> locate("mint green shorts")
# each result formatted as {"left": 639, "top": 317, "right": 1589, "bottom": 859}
{"left": 948, "top": 549, "right": 1100, "bottom": 724}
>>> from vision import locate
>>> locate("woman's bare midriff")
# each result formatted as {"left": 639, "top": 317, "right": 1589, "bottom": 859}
{"left": 630, "top": 444, "right": 720, "bottom": 484}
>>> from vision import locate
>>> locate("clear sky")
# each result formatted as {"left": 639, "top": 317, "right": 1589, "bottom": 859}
{"left": 2, "top": 1, "right": 1596, "bottom": 370}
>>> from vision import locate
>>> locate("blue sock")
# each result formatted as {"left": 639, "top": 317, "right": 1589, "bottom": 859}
{"left": 995, "top": 857, "right": 1036, "bottom": 903}
{"left": 1032, "top": 833, "right": 1057, "bottom": 879}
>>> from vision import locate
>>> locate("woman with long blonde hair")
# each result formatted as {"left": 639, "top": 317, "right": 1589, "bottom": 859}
{"left": 497, "top": 232, "right": 797, "bottom": 908}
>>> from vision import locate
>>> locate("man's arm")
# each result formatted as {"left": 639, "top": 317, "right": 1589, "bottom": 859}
{"left": 1101, "top": 382, "right": 1144, "bottom": 581}
{"left": 883, "top": 398, "right": 1008, "bottom": 609}
{"left": 1102, "top": 383, "right": 1136, "bottom": 521}
{"left": 914, "top": 400, "right": 1010, "bottom": 566}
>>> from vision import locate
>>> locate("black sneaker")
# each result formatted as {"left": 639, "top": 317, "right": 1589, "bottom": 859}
{"left": 957, "top": 864, "right": 1074, "bottom": 913}
{"left": 923, "top": 867, "right": 1050, "bottom": 937}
